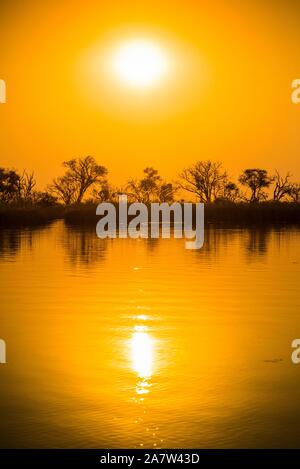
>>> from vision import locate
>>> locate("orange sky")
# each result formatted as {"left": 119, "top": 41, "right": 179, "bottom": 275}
{"left": 0, "top": 0, "right": 300, "bottom": 189}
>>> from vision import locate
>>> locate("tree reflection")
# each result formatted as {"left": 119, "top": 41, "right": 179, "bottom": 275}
{"left": 62, "top": 224, "right": 108, "bottom": 267}
{"left": 244, "top": 228, "right": 270, "bottom": 257}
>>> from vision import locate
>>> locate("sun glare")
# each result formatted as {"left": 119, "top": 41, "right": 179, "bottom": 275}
{"left": 131, "top": 330, "right": 154, "bottom": 378}
{"left": 112, "top": 39, "right": 168, "bottom": 88}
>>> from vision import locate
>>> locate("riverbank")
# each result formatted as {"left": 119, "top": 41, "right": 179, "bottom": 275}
{"left": 0, "top": 206, "right": 65, "bottom": 226}
{"left": 0, "top": 202, "right": 299, "bottom": 227}
{"left": 64, "top": 201, "right": 300, "bottom": 226}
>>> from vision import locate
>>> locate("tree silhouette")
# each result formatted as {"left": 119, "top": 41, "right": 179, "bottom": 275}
{"left": 217, "top": 181, "right": 242, "bottom": 202}
{"left": 127, "top": 167, "right": 176, "bottom": 203}
{"left": 139, "top": 167, "right": 161, "bottom": 203}
{"left": 1, "top": 158, "right": 300, "bottom": 209}
{"left": 179, "top": 160, "right": 228, "bottom": 202}
{"left": 33, "top": 191, "right": 58, "bottom": 206}
{"left": 0, "top": 168, "right": 20, "bottom": 203}
{"left": 17, "top": 171, "right": 36, "bottom": 203}
{"left": 273, "top": 171, "right": 292, "bottom": 201}
{"left": 92, "top": 179, "right": 122, "bottom": 203}
{"left": 158, "top": 183, "right": 176, "bottom": 203}
{"left": 50, "top": 156, "right": 107, "bottom": 204}
{"left": 239, "top": 169, "right": 272, "bottom": 202}
{"left": 50, "top": 174, "right": 78, "bottom": 205}
{"left": 288, "top": 183, "right": 300, "bottom": 202}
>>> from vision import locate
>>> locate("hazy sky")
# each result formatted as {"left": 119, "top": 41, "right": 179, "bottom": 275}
{"left": 1, "top": 0, "right": 300, "bottom": 188}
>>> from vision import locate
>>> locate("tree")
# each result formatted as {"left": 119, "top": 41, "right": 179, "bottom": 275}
{"left": 288, "top": 183, "right": 300, "bottom": 203}
{"left": 92, "top": 180, "right": 122, "bottom": 202}
{"left": 49, "top": 156, "right": 107, "bottom": 204}
{"left": 17, "top": 171, "right": 36, "bottom": 203}
{"left": 49, "top": 174, "right": 78, "bottom": 205}
{"left": 158, "top": 183, "right": 176, "bottom": 203}
{"left": 139, "top": 167, "right": 161, "bottom": 202}
{"left": 0, "top": 168, "right": 37, "bottom": 205}
{"left": 273, "top": 171, "right": 292, "bottom": 201}
{"left": 239, "top": 169, "right": 272, "bottom": 202}
{"left": 93, "top": 180, "right": 111, "bottom": 202}
{"left": 217, "top": 181, "right": 242, "bottom": 202}
{"left": 126, "top": 178, "right": 143, "bottom": 202}
{"left": 127, "top": 167, "right": 175, "bottom": 203}
{"left": 179, "top": 160, "right": 228, "bottom": 202}
{"left": 0, "top": 168, "right": 20, "bottom": 203}
{"left": 64, "top": 156, "right": 107, "bottom": 203}
{"left": 33, "top": 191, "right": 58, "bottom": 206}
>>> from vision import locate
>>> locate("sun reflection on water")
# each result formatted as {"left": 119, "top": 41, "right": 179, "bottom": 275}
{"left": 131, "top": 325, "right": 154, "bottom": 381}
{"left": 129, "top": 318, "right": 164, "bottom": 448}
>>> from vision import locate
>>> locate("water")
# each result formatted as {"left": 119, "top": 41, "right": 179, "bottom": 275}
{"left": 0, "top": 221, "right": 300, "bottom": 448}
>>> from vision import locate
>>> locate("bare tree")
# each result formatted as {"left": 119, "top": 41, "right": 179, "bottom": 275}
{"left": 179, "top": 160, "right": 228, "bottom": 202}
{"left": 273, "top": 171, "right": 292, "bottom": 201}
{"left": 49, "top": 175, "right": 77, "bottom": 205}
{"left": 239, "top": 169, "right": 272, "bottom": 202}
{"left": 65, "top": 156, "right": 107, "bottom": 203}
{"left": 92, "top": 180, "right": 111, "bottom": 202}
{"left": 49, "top": 156, "right": 107, "bottom": 205}
{"left": 17, "top": 171, "right": 36, "bottom": 203}
{"left": 288, "top": 183, "right": 300, "bottom": 203}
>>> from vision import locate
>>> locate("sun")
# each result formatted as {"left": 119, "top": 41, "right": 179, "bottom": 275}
{"left": 112, "top": 39, "right": 168, "bottom": 89}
